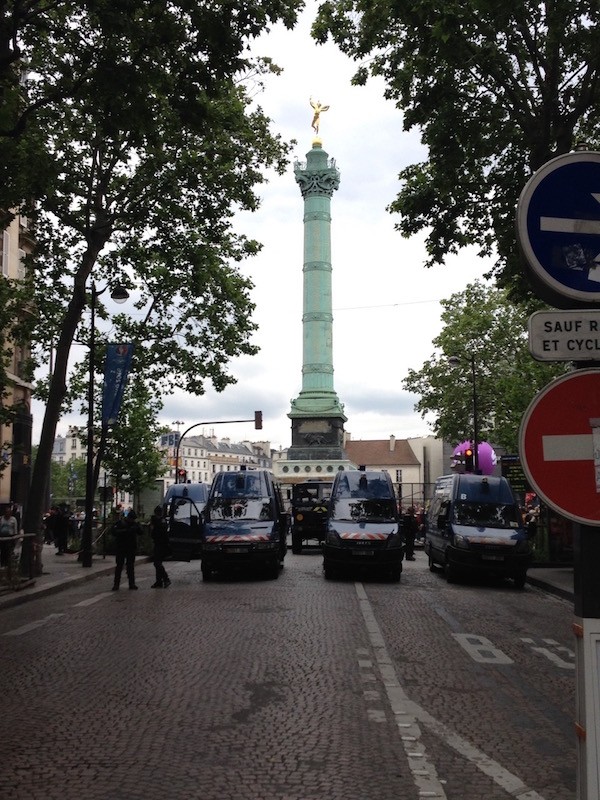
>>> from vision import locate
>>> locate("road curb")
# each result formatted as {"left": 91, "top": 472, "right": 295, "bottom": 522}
{"left": 0, "top": 557, "right": 151, "bottom": 611}
{"left": 526, "top": 574, "right": 573, "bottom": 602}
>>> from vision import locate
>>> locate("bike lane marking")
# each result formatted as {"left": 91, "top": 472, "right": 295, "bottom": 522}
{"left": 2, "top": 613, "right": 65, "bottom": 636}
{"left": 452, "top": 633, "right": 514, "bottom": 664}
{"left": 520, "top": 637, "right": 575, "bottom": 670}
{"left": 354, "top": 582, "right": 547, "bottom": 800}
{"left": 73, "top": 592, "right": 113, "bottom": 607}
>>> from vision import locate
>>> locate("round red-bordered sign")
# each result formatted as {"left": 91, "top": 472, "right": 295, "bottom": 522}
{"left": 519, "top": 369, "right": 600, "bottom": 526}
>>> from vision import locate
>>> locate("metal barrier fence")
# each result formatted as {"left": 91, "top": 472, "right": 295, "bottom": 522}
{"left": 397, "top": 483, "right": 437, "bottom": 511}
{"left": 0, "top": 532, "right": 37, "bottom": 588}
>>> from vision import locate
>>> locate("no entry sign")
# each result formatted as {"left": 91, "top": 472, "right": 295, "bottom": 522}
{"left": 519, "top": 369, "right": 600, "bottom": 525}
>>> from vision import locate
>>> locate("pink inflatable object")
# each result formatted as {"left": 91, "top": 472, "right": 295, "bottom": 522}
{"left": 452, "top": 440, "right": 497, "bottom": 476}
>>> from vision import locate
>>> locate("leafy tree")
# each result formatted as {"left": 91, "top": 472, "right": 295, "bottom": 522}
{"left": 313, "top": 1, "right": 600, "bottom": 294}
{"left": 48, "top": 457, "right": 87, "bottom": 504}
{"left": 402, "top": 282, "right": 565, "bottom": 452}
{"left": 15, "top": 0, "right": 302, "bottom": 571}
{"left": 101, "top": 379, "right": 166, "bottom": 513}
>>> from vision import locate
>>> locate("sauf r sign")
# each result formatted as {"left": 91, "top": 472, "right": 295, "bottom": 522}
{"left": 528, "top": 310, "right": 600, "bottom": 361}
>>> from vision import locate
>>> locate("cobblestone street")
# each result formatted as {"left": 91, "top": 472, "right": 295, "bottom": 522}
{"left": 0, "top": 551, "right": 575, "bottom": 799}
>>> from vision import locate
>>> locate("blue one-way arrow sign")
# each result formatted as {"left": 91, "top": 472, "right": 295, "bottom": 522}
{"left": 517, "top": 150, "right": 600, "bottom": 305}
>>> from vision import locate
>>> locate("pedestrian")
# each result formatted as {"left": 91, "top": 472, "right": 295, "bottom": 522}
{"left": 43, "top": 506, "right": 58, "bottom": 545}
{"left": 111, "top": 510, "right": 143, "bottom": 590}
{"left": 149, "top": 505, "right": 171, "bottom": 588}
{"left": 402, "top": 506, "right": 418, "bottom": 561}
{"left": 54, "top": 505, "right": 70, "bottom": 555}
{"left": 0, "top": 505, "right": 18, "bottom": 568}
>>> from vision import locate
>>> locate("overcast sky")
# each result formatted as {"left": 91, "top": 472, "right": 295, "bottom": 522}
{"left": 40, "top": 2, "right": 493, "bottom": 452}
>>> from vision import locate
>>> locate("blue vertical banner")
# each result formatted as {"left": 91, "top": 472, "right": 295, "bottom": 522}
{"left": 102, "top": 343, "right": 134, "bottom": 428}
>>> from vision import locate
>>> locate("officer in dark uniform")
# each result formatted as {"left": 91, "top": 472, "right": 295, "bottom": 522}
{"left": 402, "top": 506, "right": 419, "bottom": 561}
{"left": 111, "top": 511, "right": 143, "bottom": 590}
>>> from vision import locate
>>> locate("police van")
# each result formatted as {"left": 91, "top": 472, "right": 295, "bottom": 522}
{"left": 323, "top": 469, "right": 403, "bottom": 581}
{"left": 163, "top": 482, "right": 210, "bottom": 561}
{"left": 290, "top": 481, "right": 332, "bottom": 553}
{"left": 425, "top": 473, "right": 532, "bottom": 588}
{"left": 200, "top": 468, "right": 288, "bottom": 580}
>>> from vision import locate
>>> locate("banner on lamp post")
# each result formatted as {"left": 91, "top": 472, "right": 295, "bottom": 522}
{"left": 102, "top": 343, "right": 134, "bottom": 427}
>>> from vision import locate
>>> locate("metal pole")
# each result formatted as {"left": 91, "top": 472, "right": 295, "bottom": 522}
{"left": 81, "top": 284, "right": 98, "bottom": 567}
{"left": 470, "top": 355, "right": 480, "bottom": 474}
{"left": 174, "top": 417, "right": 261, "bottom": 482}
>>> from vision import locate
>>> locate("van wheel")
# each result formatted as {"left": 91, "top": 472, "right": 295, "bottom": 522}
{"left": 513, "top": 572, "right": 527, "bottom": 589}
{"left": 267, "top": 560, "right": 279, "bottom": 580}
{"left": 445, "top": 561, "right": 459, "bottom": 584}
{"left": 389, "top": 564, "right": 401, "bottom": 583}
{"left": 201, "top": 564, "right": 212, "bottom": 582}
{"left": 291, "top": 531, "right": 303, "bottom": 555}
{"left": 324, "top": 561, "right": 335, "bottom": 580}
{"left": 428, "top": 554, "right": 438, "bottom": 572}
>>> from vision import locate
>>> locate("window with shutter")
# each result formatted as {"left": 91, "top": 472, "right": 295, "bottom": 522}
{"left": 18, "top": 249, "right": 26, "bottom": 280}
{"left": 2, "top": 231, "right": 10, "bottom": 276}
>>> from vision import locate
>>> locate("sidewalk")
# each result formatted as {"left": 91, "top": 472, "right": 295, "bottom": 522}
{"left": 526, "top": 565, "right": 574, "bottom": 602}
{"left": 0, "top": 544, "right": 575, "bottom": 610}
{"left": 0, "top": 544, "right": 150, "bottom": 611}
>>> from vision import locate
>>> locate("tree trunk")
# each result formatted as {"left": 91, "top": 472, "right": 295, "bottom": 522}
{"left": 20, "top": 240, "right": 106, "bottom": 576}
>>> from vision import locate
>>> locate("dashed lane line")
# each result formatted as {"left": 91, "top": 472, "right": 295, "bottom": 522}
{"left": 2, "top": 613, "right": 65, "bottom": 636}
{"left": 354, "top": 582, "right": 447, "bottom": 799}
{"left": 73, "top": 593, "right": 113, "bottom": 607}
{"left": 354, "top": 582, "right": 547, "bottom": 800}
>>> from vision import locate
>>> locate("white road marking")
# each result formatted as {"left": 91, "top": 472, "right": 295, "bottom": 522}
{"left": 73, "top": 593, "right": 112, "bottom": 607}
{"left": 520, "top": 637, "right": 575, "bottom": 670}
{"left": 3, "top": 613, "right": 65, "bottom": 636}
{"left": 355, "top": 583, "right": 547, "bottom": 800}
{"left": 452, "top": 633, "right": 514, "bottom": 664}
{"left": 355, "top": 582, "right": 448, "bottom": 798}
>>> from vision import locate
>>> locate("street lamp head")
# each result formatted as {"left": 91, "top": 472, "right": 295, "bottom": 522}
{"left": 110, "top": 285, "right": 129, "bottom": 304}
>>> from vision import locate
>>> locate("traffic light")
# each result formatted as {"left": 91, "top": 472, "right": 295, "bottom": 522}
{"left": 254, "top": 410, "right": 263, "bottom": 430}
{"left": 464, "top": 448, "right": 474, "bottom": 472}
{"left": 177, "top": 468, "right": 187, "bottom": 483}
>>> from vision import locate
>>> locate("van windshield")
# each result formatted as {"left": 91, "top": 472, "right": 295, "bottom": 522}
{"left": 208, "top": 498, "right": 273, "bottom": 521}
{"left": 453, "top": 501, "right": 521, "bottom": 529}
{"left": 331, "top": 499, "right": 397, "bottom": 523}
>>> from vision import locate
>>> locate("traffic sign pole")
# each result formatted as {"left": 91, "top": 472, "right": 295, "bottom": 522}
{"left": 517, "top": 152, "right": 600, "bottom": 799}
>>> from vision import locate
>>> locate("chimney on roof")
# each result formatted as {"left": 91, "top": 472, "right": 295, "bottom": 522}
{"left": 390, "top": 435, "right": 396, "bottom": 451}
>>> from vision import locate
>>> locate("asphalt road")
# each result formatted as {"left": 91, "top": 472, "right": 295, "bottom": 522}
{"left": 0, "top": 551, "right": 575, "bottom": 800}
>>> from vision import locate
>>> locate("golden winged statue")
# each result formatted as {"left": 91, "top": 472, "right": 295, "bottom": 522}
{"left": 310, "top": 97, "right": 330, "bottom": 135}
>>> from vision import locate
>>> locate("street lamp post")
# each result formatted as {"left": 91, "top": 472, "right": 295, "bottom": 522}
{"left": 81, "top": 282, "right": 129, "bottom": 568}
{"left": 449, "top": 354, "right": 480, "bottom": 474}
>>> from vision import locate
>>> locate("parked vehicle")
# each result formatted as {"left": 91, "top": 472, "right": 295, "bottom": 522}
{"left": 163, "top": 482, "right": 209, "bottom": 561}
{"left": 200, "top": 468, "right": 288, "bottom": 580}
{"left": 290, "top": 481, "right": 332, "bottom": 553}
{"left": 425, "top": 474, "right": 532, "bottom": 588}
{"left": 323, "top": 469, "right": 403, "bottom": 581}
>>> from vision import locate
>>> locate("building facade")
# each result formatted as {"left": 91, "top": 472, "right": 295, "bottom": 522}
{"left": 0, "top": 212, "right": 34, "bottom": 510}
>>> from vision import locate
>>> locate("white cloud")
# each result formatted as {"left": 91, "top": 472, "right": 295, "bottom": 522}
{"left": 34, "top": 1, "right": 492, "bottom": 451}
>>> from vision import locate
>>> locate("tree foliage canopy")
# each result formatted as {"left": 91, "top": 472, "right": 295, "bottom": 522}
{"left": 402, "top": 282, "right": 565, "bottom": 452}
{"left": 3, "top": 0, "right": 303, "bottom": 542}
{"left": 313, "top": 0, "right": 600, "bottom": 294}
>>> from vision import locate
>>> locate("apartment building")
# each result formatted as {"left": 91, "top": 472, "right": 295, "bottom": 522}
{"left": 0, "top": 212, "right": 34, "bottom": 509}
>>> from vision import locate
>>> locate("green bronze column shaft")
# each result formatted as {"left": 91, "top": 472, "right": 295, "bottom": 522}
{"left": 290, "top": 142, "right": 345, "bottom": 417}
